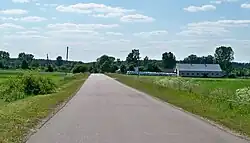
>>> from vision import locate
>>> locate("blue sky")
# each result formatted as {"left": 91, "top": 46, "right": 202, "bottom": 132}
{"left": 1, "top": 0, "right": 250, "bottom": 62}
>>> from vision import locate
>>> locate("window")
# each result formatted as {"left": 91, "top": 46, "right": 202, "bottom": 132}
{"left": 211, "top": 73, "right": 214, "bottom": 75}
{"left": 197, "top": 73, "right": 199, "bottom": 75}
{"left": 192, "top": 73, "right": 194, "bottom": 75}
{"left": 216, "top": 73, "right": 219, "bottom": 76}
{"left": 187, "top": 73, "right": 189, "bottom": 75}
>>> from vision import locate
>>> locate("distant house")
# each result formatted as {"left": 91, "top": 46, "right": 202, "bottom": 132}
{"left": 176, "top": 64, "right": 224, "bottom": 78}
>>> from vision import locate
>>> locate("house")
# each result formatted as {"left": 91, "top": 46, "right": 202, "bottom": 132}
{"left": 176, "top": 64, "right": 224, "bottom": 78}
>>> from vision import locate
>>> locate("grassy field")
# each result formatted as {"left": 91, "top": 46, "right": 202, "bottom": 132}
{"left": 108, "top": 74, "right": 250, "bottom": 137}
{"left": 0, "top": 70, "right": 89, "bottom": 143}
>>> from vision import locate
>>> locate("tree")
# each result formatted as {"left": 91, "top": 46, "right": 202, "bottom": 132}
{"left": 215, "top": 46, "right": 234, "bottom": 74}
{"left": 56, "top": 56, "right": 63, "bottom": 66}
{"left": 18, "top": 52, "right": 34, "bottom": 63}
{"left": 0, "top": 61, "right": 4, "bottom": 69}
{"left": 116, "top": 58, "right": 122, "bottom": 66}
{"left": 202, "top": 55, "right": 215, "bottom": 64}
{"left": 162, "top": 52, "right": 176, "bottom": 69}
{"left": 147, "top": 62, "right": 162, "bottom": 72}
{"left": 126, "top": 49, "right": 140, "bottom": 65}
{"left": 46, "top": 65, "right": 54, "bottom": 72}
{"left": 72, "top": 64, "right": 88, "bottom": 73}
{"left": 143, "top": 56, "right": 149, "bottom": 66}
{"left": 31, "top": 60, "right": 40, "bottom": 68}
{"left": 0, "top": 51, "right": 10, "bottom": 69}
{"left": 21, "top": 60, "right": 29, "bottom": 69}
{"left": 128, "top": 64, "right": 135, "bottom": 71}
{"left": 96, "top": 55, "right": 116, "bottom": 73}
{"left": 120, "top": 64, "right": 127, "bottom": 74}
{"left": 100, "top": 61, "right": 112, "bottom": 73}
{"left": 0, "top": 51, "right": 10, "bottom": 60}
{"left": 183, "top": 54, "right": 200, "bottom": 64}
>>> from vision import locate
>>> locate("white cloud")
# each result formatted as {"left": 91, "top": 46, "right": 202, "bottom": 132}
{"left": 134, "top": 30, "right": 168, "bottom": 37}
{"left": 44, "top": 4, "right": 58, "bottom": 7}
{"left": 120, "top": 14, "right": 155, "bottom": 22}
{"left": 210, "top": 0, "right": 238, "bottom": 4}
{"left": 184, "top": 5, "right": 216, "bottom": 12}
{"left": 56, "top": 3, "right": 134, "bottom": 17}
{"left": 241, "top": 3, "right": 250, "bottom": 8}
{"left": 0, "top": 9, "right": 28, "bottom": 15}
{"left": 12, "top": 0, "right": 29, "bottom": 3}
{"left": 106, "top": 32, "right": 123, "bottom": 36}
{"left": 47, "top": 23, "right": 119, "bottom": 30}
{"left": 16, "top": 31, "right": 39, "bottom": 34}
{"left": 101, "top": 39, "right": 130, "bottom": 44}
{"left": 0, "top": 16, "right": 47, "bottom": 22}
{"left": 45, "top": 29, "right": 99, "bottom": 36}
{"left": 0, "top": 17, "right": 19, "bottom": 21}
{"left": 4, "top": 35, "right": 48, "bottom": 39}
{"left": 0, "top": 23, "right": 24, "bottom": 29}
{"left": 177, "top": 20, "right": 250, "bottom": 37}
{"left": 20, "top": 16, "right": 47, "bottom": 22}
{"left": 92, "top": 13, "right": 123, "bottom": 18}
{"left": 210, "top": 1, "right": 222, "bottom": 4}
{"left": 12, "top": 0, "right": 39, "bottom": 3}
{"left": 35, "top": 3, "right": 40, "bottom": 6}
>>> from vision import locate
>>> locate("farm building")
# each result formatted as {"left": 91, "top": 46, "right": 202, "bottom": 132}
{"left": 176, "top": 64, "right": 224, "bottom": 77}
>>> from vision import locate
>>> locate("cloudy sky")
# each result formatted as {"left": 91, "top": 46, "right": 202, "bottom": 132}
{"left": 1, "top": 0, "right": 250, "bottom": 62}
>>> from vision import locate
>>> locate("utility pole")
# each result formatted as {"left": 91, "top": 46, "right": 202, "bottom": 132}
{"left": 65, "top": 46, "right": 69, "bottom": 75}
{"left": 46, "top": 54, "right": 49, "bottom": 66}
{"left": 66, "top": 46, "right": 69, "bottom": 61}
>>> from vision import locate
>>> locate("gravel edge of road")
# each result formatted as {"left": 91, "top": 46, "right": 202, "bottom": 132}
{"left": 108, "top": 76, "right": 250, "bottom": 142}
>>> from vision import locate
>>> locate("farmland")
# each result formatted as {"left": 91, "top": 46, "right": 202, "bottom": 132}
{"left": 0, "top": 70, "right": 88, "bottom": 143}
{"left": 108, "top": 74, "right": 250, "bottom": 137}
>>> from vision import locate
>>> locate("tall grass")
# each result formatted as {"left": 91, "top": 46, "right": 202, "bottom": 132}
{"left": 108, "top": 74, "right": 250, "bottom": 137}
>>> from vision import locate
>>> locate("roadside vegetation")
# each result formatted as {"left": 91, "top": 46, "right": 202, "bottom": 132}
{"left": 108, "top": 74, "right": 250, "bottom": 137}
{"left": 1, "top": 45, "right": 250, "bottom": 77}
{"left": 0, "top": 71, "right": 89, "bottom": 143}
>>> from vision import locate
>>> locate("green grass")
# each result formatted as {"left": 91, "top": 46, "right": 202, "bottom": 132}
{"left": 108, "top": 74, "right": 250, "bottom": 137}
{"left": 0, "top": 73, "right": 89, "bottom": 143}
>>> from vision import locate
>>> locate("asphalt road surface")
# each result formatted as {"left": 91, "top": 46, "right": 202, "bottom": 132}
{"left": 27, "top": 74, "right": 248, "bottom": 143}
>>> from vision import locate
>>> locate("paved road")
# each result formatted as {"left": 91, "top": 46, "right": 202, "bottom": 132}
{"left": 27, "top": 74, "right": 248, "bottom": 143}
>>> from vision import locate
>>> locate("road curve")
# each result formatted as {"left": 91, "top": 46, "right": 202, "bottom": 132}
{"left": 27, "top": 74, "right": 248, "bottom": 143}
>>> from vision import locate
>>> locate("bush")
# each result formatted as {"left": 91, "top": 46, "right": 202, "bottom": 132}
{"left": 0, "top": 73, "right": 57, "bottom": 102}
{"left": 154, "top": 77, "right": 199, "bottom": 93}
{"left": 72, "top": 65, "right": 88, "bottom": 74}
{"left": 46, "top": 65, "right": 54, "bottom": 72}
{"left": 21, "top": 60, "right": 29, "bottom": 69}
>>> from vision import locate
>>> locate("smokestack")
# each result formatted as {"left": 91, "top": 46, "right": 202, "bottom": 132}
{"left": 66, "top": 46, "right": 69, "bottom": 61}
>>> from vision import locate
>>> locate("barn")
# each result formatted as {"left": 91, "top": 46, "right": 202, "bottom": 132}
{"left": 176, "top": 64, "right": 224, "bottom": 78}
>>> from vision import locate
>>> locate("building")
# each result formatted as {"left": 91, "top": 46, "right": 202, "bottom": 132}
{"left": 176, "top": 64, "right": 224, "bottom": 78}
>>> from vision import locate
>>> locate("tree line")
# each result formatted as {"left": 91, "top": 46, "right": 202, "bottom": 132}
{"left": 0, "top": 51, "right": 82, "bottom": 72}
{"left": 88, "top": 46, "right": 238, "bottom": 75}
{"left": 0, "top": 46, "right": 249, "bottom": 77}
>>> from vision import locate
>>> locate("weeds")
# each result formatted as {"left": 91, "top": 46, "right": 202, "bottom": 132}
{"left": 0, "top": 72, "right": 57, "bottom": 102}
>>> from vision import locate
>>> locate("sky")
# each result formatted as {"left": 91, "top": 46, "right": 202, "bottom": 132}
{"left": 1, "top": 0, "right": 250, "bottom": 62}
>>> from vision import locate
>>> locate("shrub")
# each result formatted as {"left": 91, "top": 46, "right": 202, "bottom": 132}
{"left": 0, "top": 73, "right": 57, "bottom": 102}
{"left": 235, "top": 87, "right": 250, "bottom": 103}
{"left": 21, "top": 60, "right": 29, "bottom": 69}
{"left": 154, "top": 77, "right": 199, "bottom": 93}
{"left": 72, "top": 64, "right": 88, "bottom": 74}
{"left": 46, "top": 65, "right": 54, "bottom": 72}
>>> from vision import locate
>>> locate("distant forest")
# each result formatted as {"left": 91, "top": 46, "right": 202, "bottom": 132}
{"left": 0, "top": 45, "right": 249, "bottom": 77}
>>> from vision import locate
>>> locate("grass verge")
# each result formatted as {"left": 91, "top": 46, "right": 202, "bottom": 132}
{"left": 0, "top": 73, "right": 89, "bottom": 143}
{"left": 107, "top": 74, "right": 250, "bottom": 138}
